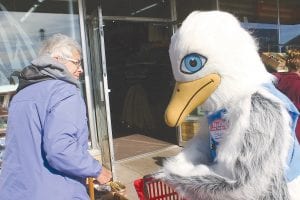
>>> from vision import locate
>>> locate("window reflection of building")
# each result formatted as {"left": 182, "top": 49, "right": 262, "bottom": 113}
{"left": 217, "top": 0, "right": 300, "bottom": 52}
{"left": 0, "top": 4, "right": 36, "bottom": 85}
{"left": 0, "top": 1, "right": 81, "bottom": 88}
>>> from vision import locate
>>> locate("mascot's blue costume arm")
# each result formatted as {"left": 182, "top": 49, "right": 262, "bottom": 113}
{"left": 157, "top": 11, "right": 300, "bottom": 200}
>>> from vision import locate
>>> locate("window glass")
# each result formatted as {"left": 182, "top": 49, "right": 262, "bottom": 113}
{"left": 218, "top": 0, "right": 278, "bottom": 52}
{"left": 279, "top": 0, "right": 300, "bottom": 51}
{"left": 218, "top": 0, "right": 300, "bottom": 53}
{"left": 0, "top": 0, "right": 81, "bottom": 86}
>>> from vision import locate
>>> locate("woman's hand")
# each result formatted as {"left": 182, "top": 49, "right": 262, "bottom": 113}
{"left": 96, "top": 167, "right": 112, "bottom": 184}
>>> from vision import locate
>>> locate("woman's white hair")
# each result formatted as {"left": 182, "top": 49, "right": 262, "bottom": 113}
{"left": 38, "top": 33, "right": 81, "bottom": 58}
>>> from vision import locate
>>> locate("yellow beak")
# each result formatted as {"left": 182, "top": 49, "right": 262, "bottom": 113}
{"left": 165, "top": 73, "right": 221, "bottom": 127}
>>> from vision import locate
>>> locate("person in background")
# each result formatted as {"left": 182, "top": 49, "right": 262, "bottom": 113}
{"left": 274, "top": 49, "right": 300, "bottom": 143}
{"left": 0, "top": 33, "right": 112, "bottom": 200}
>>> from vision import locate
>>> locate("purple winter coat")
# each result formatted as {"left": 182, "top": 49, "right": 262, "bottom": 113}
{"left": 0, "top": 80, "right": 101, "bottom": 200}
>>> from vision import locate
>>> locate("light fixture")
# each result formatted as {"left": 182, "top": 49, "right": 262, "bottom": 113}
{"left": 20, "top": 0, "right": 47, "bottom": 22}
{"left": 131, "top": 0, "right": 166, "bottom": 16}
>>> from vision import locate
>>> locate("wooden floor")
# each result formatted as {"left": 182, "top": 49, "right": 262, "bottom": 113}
{"left": 113, "top": 134, "right": 173, "bottom": 160}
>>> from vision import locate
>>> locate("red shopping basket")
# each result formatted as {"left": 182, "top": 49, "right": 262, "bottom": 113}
{"left": 134, "top": 175, "right": 186, "bottom": 200}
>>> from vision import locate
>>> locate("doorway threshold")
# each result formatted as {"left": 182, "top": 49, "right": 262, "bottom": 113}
{"left": 113, "top": 133, "right": 174, "bottom": 160}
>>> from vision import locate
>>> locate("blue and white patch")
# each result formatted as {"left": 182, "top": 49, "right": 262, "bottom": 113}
{"left": 207, "top": 109, "right": 228, "bottom": 160}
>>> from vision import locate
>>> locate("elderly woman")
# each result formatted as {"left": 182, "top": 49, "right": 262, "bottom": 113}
{"left": 0, "top": 34, "right": 111, "bottom": 200}
{"left": 274, "top": 49, "right": 300, "bottom": 142}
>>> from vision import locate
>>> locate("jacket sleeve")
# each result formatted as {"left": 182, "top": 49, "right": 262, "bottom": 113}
{"left": 43, "top": 84, "right": 101, "bottom": 178}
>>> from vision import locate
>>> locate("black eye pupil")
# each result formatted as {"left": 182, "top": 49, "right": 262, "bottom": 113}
{"left": 189, "top": 59, "right": 197, "bottom": 67}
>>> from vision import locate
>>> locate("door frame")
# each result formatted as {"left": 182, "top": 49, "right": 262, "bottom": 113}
{"left": 96, "top": 6, "right": 116, "bottom": 177}
{"left": 78, "top": 0, "right": 116, "bottom": 177}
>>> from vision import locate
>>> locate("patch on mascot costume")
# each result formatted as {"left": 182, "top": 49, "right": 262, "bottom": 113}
{"left": 207, "top": 109, "right": 229, "bottom": 160}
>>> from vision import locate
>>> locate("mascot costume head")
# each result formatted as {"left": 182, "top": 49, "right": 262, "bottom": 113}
{"left": 158, "top": 11, "right": 300, "bottom": 200}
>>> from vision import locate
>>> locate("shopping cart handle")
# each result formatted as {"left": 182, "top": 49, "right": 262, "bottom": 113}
{"left": 134, "top": 173, "right": 186, "bottom": 200}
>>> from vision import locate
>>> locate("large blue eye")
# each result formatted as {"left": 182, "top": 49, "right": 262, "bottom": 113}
{"left": 180, "top": 53, "right": 207, "bottom": 74}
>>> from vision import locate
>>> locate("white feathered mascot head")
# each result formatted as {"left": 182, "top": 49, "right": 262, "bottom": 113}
{"left": 158, "top": 10, "right": 300, "bottom": 200}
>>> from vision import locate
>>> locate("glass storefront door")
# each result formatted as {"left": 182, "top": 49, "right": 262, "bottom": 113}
{"left": 84, "top": 3, "right": 114, "bottom": 172}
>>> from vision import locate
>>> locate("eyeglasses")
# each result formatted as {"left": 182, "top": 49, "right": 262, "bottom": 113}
{"left": 63, "top": 57, "right": 82, "bottom": 67}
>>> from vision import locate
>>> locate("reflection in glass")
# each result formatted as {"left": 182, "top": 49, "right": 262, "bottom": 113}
{"left": 279, "top": 0, "right": 300, "bottom": 51}
{"left": 218, "top": 0, "right": 300, "bottom": 52}
{"left": 0, "top": 1, "right": 81, "bottom": 87}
